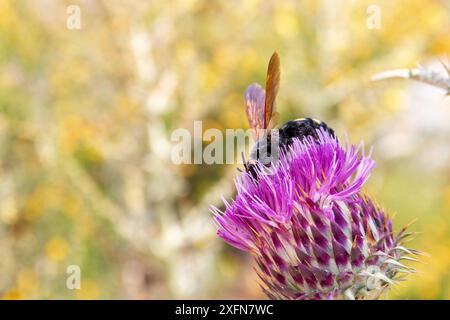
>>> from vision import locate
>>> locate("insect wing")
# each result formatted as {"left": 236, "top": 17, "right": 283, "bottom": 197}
{"left": 245, "top": 83, "right": 265, "bottom": 139}
{"left": 264, "top": 52, "right": 280, "bottom": 129}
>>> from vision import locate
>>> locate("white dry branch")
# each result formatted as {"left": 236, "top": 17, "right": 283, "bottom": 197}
{"left": 372, "top": 61, "right": 450, "bottom": 94}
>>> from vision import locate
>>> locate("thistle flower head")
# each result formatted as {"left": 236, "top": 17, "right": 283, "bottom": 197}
{"left": 212, "top": 129, "right": 415, "bottom": 300}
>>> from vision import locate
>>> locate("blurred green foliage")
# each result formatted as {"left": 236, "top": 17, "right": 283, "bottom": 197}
{"left": 0, "top": 0, "right": 449, "bottom": 299}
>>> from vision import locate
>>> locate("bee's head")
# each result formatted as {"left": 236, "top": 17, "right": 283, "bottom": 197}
{"left": 249, "top": 130, "right": 280, "bottom": 163}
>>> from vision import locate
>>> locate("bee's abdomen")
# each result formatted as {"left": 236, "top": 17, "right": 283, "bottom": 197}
{"left": 245, "top": 118, "right": 335, "bottom": 179}
{"left": 279, "top": 118, "right": 335, "bottom": 148}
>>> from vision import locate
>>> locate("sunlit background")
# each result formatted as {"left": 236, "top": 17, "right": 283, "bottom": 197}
{"left": 0, "top": 0, "right": 449, "bottom": 299}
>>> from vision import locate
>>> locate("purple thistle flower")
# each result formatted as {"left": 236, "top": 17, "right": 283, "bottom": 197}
{"left": 212, "top": 129, "right": 415, "bottom": 300}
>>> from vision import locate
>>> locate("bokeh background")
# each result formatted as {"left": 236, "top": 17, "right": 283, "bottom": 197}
{"left": 0, "top": 0, "right": 449, "bottom": 299}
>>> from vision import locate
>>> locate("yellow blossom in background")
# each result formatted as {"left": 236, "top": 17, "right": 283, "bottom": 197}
{"left": 46, "top": 237, "right": 69, "bottom": 262}
{"left": 0, "top": 0, "right": 449, "bottom": 299}
{"left": 1, "top": 198, "right": 18, "bottom": 225}
{"left": 17, "top": 268, "right": 38, "bottom": 297}
{"left": 75, "top": 280, "right": 100, "bottom": 300}
{"left": 2, "top": 289, "right": 24, "bottom": 300}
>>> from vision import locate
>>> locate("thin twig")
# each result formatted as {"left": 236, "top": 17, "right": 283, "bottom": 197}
{"left": 372, "top": 61, "right": 450, "bottom": 94}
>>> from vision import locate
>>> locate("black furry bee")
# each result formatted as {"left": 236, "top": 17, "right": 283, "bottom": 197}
{"left": 243, "top": 53, "right": 335, "bottom": 178}
{"left": 278, "top": 118, "right": 335, "bottom": 148}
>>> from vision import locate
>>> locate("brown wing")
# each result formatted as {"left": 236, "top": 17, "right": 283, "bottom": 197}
{"left": 264, "top": 52, "right": 280, "bottom": 129}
